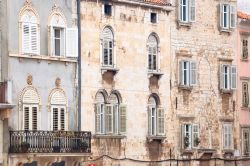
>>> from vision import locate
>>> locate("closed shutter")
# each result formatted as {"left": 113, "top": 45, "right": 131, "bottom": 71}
{"left": 32, "top": 107, "right": 37, "bottom": 130}
{"left": 243, "top": 83, "right": 249, "bottom": 107}
{"left": 220, "top": 64, "right": 225, "bottom": 89}
{"left": 189, "top": 0, "right": 196, "bottom": 22}
{"left": 157, "top": 108, "right": 164, "bottom": 135}
{"left": 190, "top": 61, "right": 197, "bottom": 85}
{"left": 220, "top": 4, "right": 224, "bottom": 28}
{"left": 148, "top": 107, "right": 152, "bottom": 135}
{"left": 223, "top": 124, "right": 228, "bottom": 149}
{"left": 53, "top": 108, "right": 59, "bottom": 131}
{"left": 179, "top": 61, "right": 183, "bottom": 85}
{"left": 230, "top": 5, "right": 236, "bottom": 28}
{"left": 148, "top": 47, "right": 153, "bottom": 70}
{"left": 181, "top": 124, "right": 185, "bottom": 149}
{"left": 30, "top": 24, "right": 38, "bottom": 54}
{"left": 22, "top": 23, "right": 30, "bottom": 54}
{"left": 242, "top": 39, "right": 248, "bottom": 59}
{"left": 231, "top": 65, "right": 236, "bottom": 89}
{"left": 103, "top": 40, "right": 109, "bottom": 66}
{"left": 95, "top": 104, "right": 101, "bottom": 134}
{"left": 66, "top": 28, "right": 78, "bottom": 57}
{"left": 49, "top": 26, "right": 54, "bottom": 56}
{"left": 153, "top": 47, "right": 157, "bottom": 70}
{"left": 60, "top": 108, "right": 65, "bottom": 131}
{"left": 24, "top": 106, "right": 30, "bottom": 130}
{"left": 179, "top": 0, "right": 183, "bottom": 21}
{"left": 105, "top": 105, "right": 113, "bottom": 134}
{"left": 119, "top": 105, "right": 127, "bottom": 134}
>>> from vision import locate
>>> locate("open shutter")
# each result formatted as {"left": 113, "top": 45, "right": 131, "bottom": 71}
{"left": 119, "top": 105, "right": 127, "bottom": 134}
{"left": 66, "top": 28, "right": 78, "bottom": 58}
{"left": 48, "top": 26, "right": 54, "bottom": 56}
{"left": 148, "top": 107, "right": 152, "bottom": 135}
{"left": 219, "top": 4, "right": 224, "bottom": 29}
{"left": 95, "top": 104, "right": 101, "bottom": 134}
{"left": 230, "top": 5, "right": 236, "bottom": 28}
{"left": 144, "top": 12, "right": 150, "bottom": 23}
{"left": 53, "top": 108, "right": 59, "bottom": 131}
{"left": 228, "top": 124, "right": 232, "bottom": 149}
{"left": 24, "top": 106, "right": 30, "bottom": 130}
{"left": 192, "top": 124, "right": 199, "bottom": 148}
{"left": 179, "top": 61, "right": 183, "bottom": 85}
{"left": 32, "top": 107, "right": 38, "bottom": 130}
{"left": 105, "top": 105, "right": 113, "bottom": 134}
{"left": 30, "top": 24, "right": 38, "bottom": 54}
{"left": 179, "top": 0, "right": 183, "bottom": 21}
{"left": 157, "top": 108, "right": 165, "bottom": 135}
{"left": 190, "top": 61, "right": 197, "bottom": 85}
{"left": 189, "top": 0, "right": 196, "bottom": 22}
{"left": 60, "top": 108, "right": 65, "bottom": 131}
{"left": 231, "top": 65, "right": 236, "bottom": 90}
{"left": 22, "top": 23, "right": 30, "bottom": 54}
{"left": 223, "top": 124, "right": 228, "bottom": 149}
{"left": 181, "top": 124, "right": 185, "bottom": 149}
{"left": 220, "top": 64, "right": 224, "bottom": 89}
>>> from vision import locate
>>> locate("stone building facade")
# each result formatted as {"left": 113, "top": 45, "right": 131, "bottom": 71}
{"left": 0, "top": 0, "right": 90, "bottom": 166}
{"left": 237, "top": 11, "right": 250, "bottom": 156}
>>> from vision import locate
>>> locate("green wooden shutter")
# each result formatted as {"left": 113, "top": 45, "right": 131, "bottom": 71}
{"left": 119, "top": 105, "right": 127, "bottom": 134}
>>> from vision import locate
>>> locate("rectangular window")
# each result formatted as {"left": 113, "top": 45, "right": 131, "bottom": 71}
{"left": 52, "top": 106, "right": 66, "bottom": 131}
{"left": 23, "top": 105, "right": 38, "bottom": 130}
{"left": 243, "top": 129, "right": 250, "bottom": 155}
{"left": 242, "top": 82, "right": 249, "bottom": 107}
{"left": 150, "top": 13, "right": 157, "bottom": 23}
{"left": 220, "top": 4, "right": 236, "bottom": 30}
{"left": 182, "top": 124, "right": 199, "bottom": 149}
{"left": 242, "top": 38, "right": 248, "bottom": 60}
{"left": 180, "top": 60, "right": 197, "bottom": 86}
{"left": 148, "top": 107, "right": 165, "bottom": 136}
{"left": 179, "top": 0, "right": 196, "bottom": 23}
{"left": 220, "top": 64, "right": 237, "bottom": 90}
{"left": 53, "top": 28, "right": 65, "bottom": 56}
{"left": 103, "top": 41, "right": 113, "bottom": 66}
{"left": 183, "top": 124, "right": 192, "bottom": 149}
{"left": 223, "top": 123, "right": 233, "bottom": 150}
{"left": 104, "top": 4, "right": 112, "bottom": 16}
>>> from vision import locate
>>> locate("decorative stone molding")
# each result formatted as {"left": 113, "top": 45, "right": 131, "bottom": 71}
{"left": 27, "top": 74, "right": 33, "bottom": 85}
{"left": 48, "top": 3, "right": 67, "bottom": 27}
{"left": 47, "top": 87, "right": 68, "bottom": 112}
{"left": 55, "top": 77, "right": 61, "bottom": 87}
{"left": 19, "top": 0, "right": 40, "bottom": 23}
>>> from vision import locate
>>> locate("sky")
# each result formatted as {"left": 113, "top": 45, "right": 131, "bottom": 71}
{"left": 238, "top": 0, "right": 250, "bottom": 14}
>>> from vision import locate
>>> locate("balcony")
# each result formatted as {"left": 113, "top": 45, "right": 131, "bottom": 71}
{"left": 9, "top": 130, "right": 91, "bottom": 153}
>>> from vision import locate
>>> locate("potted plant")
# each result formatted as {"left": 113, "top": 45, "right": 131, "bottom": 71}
{"left": 79, "top": 140, "right": 88, "bottom": 152}
{"left": 20, "top": 141, "right": 30, "bottom": 152}
{"left": 184, "top": 136, "right": 190, "bottom": 149}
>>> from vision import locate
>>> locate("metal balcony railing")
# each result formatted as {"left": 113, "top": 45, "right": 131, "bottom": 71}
{"left": 9, "top": 130, "right": 91, "bottom": 153}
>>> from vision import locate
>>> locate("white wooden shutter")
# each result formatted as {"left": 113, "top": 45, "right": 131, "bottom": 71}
{"left": 230, "top": 5, "right": 236, "bottom": 28}
{"left": 66, "top": 28, "right": 78, "bottom": 57}
{"left": 49, "top": 26, "right": 54, "bottom": 56}
{"left": 32, "top": 107, "right": 38, "bottom": 130}
{"left": 231, "top": 65, "right": 236, "bottom": 89}
{"left": 220, "top": 4, "right": 224, "bottom": 29}
{"left": 157, "top": 108, "right": 165, "bottom": 135}
{"left": 192, "top": 124, "right": 199, "bottom": 148}
{"left": 144, "top": 12, "right": 150, "bottom": 23}
{"left": 52, "top": 108, "right": 59, "bottom": 131}
{"left": 95, "top": 104, "right": 101, "bottom": 134}
{"left": 179, "top": 61, "right": 184, "bottom": 85}
{"left": 119, "top": 105, "right": 127, "bottom": 134}
{"left": 189, "top": 0, "right": 196, "bottom": 22}
{"left": 179, "top": 0, "right": 183, "bottom": 21}
{"left": 105, "top": 105, "right": 113, "bottom": 134}
{"left": 60, "top": 108, "right": 65, "bottom": 131}
{"left": 228, "top": 124, "right": 233, "bottom": 149}
{"left": 22, "top": 23, "right": 30, "bottom": 54}
{"left": 190, "top": 61, "right": 197, "bottom": 85}
{"left": 220, "top": 64, "right": 225, "bottom": 89}
{"left": 148, "top": 107, "right": 152, "bottom": 135}
{"left": 24, "top": 106, "right": 30, "bottom": 130}
{"left": 181, "top": 124, "right": 185, "bottom": 149}
{"left": 30, "top": 24, "right": 38, "bottom": 54}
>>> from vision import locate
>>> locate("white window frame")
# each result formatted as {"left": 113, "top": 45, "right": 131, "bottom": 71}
{"left": 179, "top": 0, "right": 196, "bottom": 23}
{"left": 181, "top": 0, "right": 189, "bottom": 22}
{"left": 220, "top": 4, "right": 236, "bottom": 31}
{"left": 182, "top": 124, "right": 199, "bottom": 149}
{"left": 23, "top": 104, "right": 39, "bottom": 130}
{"left": 51, "top": 26, "right": 66, "bottom": 57}
{"left": 220, "top": 64, "right": 237, "bottom": 90}
{"left": 223, "top": 123, "right": 233, "bottom": 150}
{"left": 149, "top": 106, "right": 157, "bottom": 136}
{"left": 180, "top": 60, "right": 197, "bottom": 86}
{"left": 101, "top": 28, "right": 114, "bottom": 67}
{"left": 51, "top": 105, "right": 67, "bottom": 131}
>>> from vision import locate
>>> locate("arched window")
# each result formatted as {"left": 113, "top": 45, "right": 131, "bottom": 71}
{"left": 21, "top": 88, "right": 40, "bottom": 130}
{"left": 101, "top": 27, "right": 114, "bottom": 66}
{"left": 147, "top": 34, "right": 159, "bottom": 71}
{"left": 20, "top": 9, "right": 39, "bottom": 54}
{"left": 49, "top": 89, "right": 67, "bottom": 131}
{"left": 148, "top": 94, "right": 164, "bottom": 136}
{"left": 94, "top": 90, "right": 126, "bottom": 135}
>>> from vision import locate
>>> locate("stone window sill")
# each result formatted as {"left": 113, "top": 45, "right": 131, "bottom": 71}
{"left": 148, "top": 70, "right": 163, "bottom": 78}
{"left": 241, "top": 107, "right": 250, "bottom": 111}
{"left": 101, "top": 66, "right": 119, "bottom": 75}
{"left": 222, "top": 149, "right": 234, "bottom": 154}
{"left": 147, "top": 135, "right": 166, "bottom": 143}
{"left": 178, "top": 85, "right": 193, "bottom": 91}
{"left": 241, "top": 58, "right": 249, "bottom": 62}
{"left": 220, "top": 89, "right": 233, "bottom": 94}
{"left": 220, "top": 28, "right": 234, "bottom": 34}
{"left": 177, "top": 21, "right": 192, "bottom": 28}
{"left": 94, "top": 134, "right": 126, "bottom": 139}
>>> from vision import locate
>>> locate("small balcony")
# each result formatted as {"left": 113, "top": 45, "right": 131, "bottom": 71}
{"left": 9, "top": 130, "right": 91, "bottom": 153}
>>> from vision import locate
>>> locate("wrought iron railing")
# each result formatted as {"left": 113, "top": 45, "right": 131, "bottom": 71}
{"left": 9, "top": 130, "right": 91, "bottom": 153}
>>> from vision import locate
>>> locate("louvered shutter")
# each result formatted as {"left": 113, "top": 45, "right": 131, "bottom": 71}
{"left": 66, "top": 28, "right": 78, "bottom": 57}
{"left": 144, "top": 12, "right": 150, "bottom": 23}
{"left": 95, "top": 104, "right": 101, "bottom": 134}
{"left": 242, "top": 39, "right": 248, "bottom": 59}
{"left": 60, "top": 108, "right": 65, "bottom": 131}
{"left": 119, "top": 105, "right": 127, "bottom": 134}
{"left": 24, "top": 106, "right": 30, "bottom": 130}
{"left": 220, "top": 4, "right": 224, "bottom": 29}
{"left": 32, "top": 107, "right": 38, "bottom": 130}
{"left": 189, "top": 0, "right": 196, "bottom": 22}
{"left": 223, "top": 125, "right": 228, "bottom": 149}
{"left": 53, "top": 108, "right": 59, "bottom": 131}
{"left": 228, "top": 124, "right": 232, "bottom": 149}
{"left": 220, "top": 64, "right": 224, "bottom": 89}
{"left": 230, "top": 5, "right": 236, "bottom": 28}
{"left": 179, "top": 61, "right": 184, "bottom": 85}
{"left": 30, "top": 24, "right": 38, "bottom": 54}
{"left": 22, "top": 23, "right": 30, "bottom": 54}
{"left": 192, "top": 124, "right": 199, "bottom": 148}
{"left": 190, "top": 61, "right": 197, "bottom": 85}
{"left": 231, "top": 65, "right": 236, "bottom": 89}
{"left": 179, "top": 0, "right": 183, "bottom": 21}
{"left": 105, "top": 105, "right": 113, "bottom": 134}
{"left": 148, "top": 107, "right": 152, "bottom": 135}
{"left": 181, "top": 124, "right": 185, "bottom": 149}
{"left": 48, "top": 26, "right": 54, "bottom": 56}
{"left": 157, "top": 108, "right": 164, "bottom": 135}
{"left": 103, "top": 41, "right": 109, "bottom": 66}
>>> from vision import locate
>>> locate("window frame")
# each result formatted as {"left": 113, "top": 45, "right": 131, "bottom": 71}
{"left": 242, "top": 128, "right": 250, "bottom": 156}
{"left": 23, "top": 104, "right": 39, "bottom": 130}
{"left": 220, "top": 64, "right": 237, "bottom": 90}
{"left": 147, "top": 34, "right": 159, "bottom": 72}
{"left": 242, "top": 82, "right": 249, "bottom": 107}
{"left": 220, "top": 3, "right": 236, "bottom": 31}
{"left": 51, "top": 105, "right": 67, "bottom": 131}
{"left": 181, "top": 123, "right": 200, "bottom": 150}
{"left": 179, "top": 60, "right": 197, "bottom": 87}
{"left": 51, "top": 26, "right": 66, "bottom": 57}
{"left": 242, "top": 37, "right": 249, "bottom": 60}
{"left": 223, "top": 123, "right": 233, "bottom": 150}
{"left": 101, "top": 27, "right": 114, "bottom": 67}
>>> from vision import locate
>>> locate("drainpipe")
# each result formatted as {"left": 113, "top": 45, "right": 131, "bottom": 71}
{"left": 77, "top": 0, "right": 81, "bottom": 131}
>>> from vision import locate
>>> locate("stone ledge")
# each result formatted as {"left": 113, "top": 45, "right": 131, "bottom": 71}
{"left": 218, "top": 57, "right": 234, "bottom": 62}
{"left": 93, "top": 134, "right": 126, "bottom": 139}
{"left": 177, "top": 114, "right": 195, "bottom": 119}
{"left": 147, "top": 70, "right": 163, "bottom": 78}
{"left": 219, "top": 116, "right": 234, "bottom": 122}
{"left": 100, "top": 66, "right": 119, "bottom": 75}
{"left": 146, "top": 135, "right": 166, "bottom": 143}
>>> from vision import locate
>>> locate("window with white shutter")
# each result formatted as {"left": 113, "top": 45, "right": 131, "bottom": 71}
{"left": 179, "top": 60, "right": 196, "bottom": 86}
{"left": 157, "top": 108, "right": 165, "bottom": 135}
{"left": 231, "top": 66, "right": 236, "bottom": 89}
{"left": 220, "top": 4, "right": 236, "bottom": 31}
{"left": 105, "top": 105, "right": 113, "bottom": 134}
{"left": 192, "top": 124, "right": 199, "bottom": 148}
{"left": 51, "top": 106, "right": 66, "bottom": 131}
{"left": 242, "top": 38, "right": 248, "bottom": 60}
{"left": 179, "top": 0, "right": 195, "bottom": 23}
{"left": 220, "top": 64, "right": 237, "bottom": 90}
{"left": 66, "top": 28, "right": 78, "bottom": 57}
{"left": 148, "top": 34, "right": 158, "bottom": 71}
{"left": 23, "top": 105, "right": 38, "bottom": 130}
{"left": 189, "top": 0, "right": 195, "bottom": 22}
{"left": 102, "top": 27, "right": 114, "bottom": 67}
{"left": 242, "top": 82, "right": 249, "bottom": 107}
{"left": 119, "top": 105, "right": 127, "bottom": 134}
{"left": 223, "top": 123, "right": 233, "bottom": 150}
{"left": 181, "top": 124, "right": 199, "bottom": 149}
{"left": 190, "top": 61, "right": 197, "bottom": 85}
{"left": 230, "top": 5, "right": 236, "bottom": 28}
